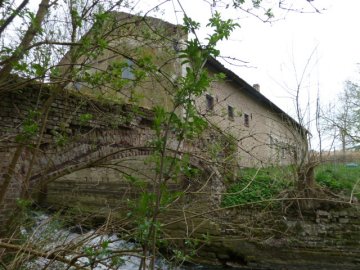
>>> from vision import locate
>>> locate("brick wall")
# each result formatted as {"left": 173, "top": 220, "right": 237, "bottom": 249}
{"left": 0, "top": 83, "right": 154, "bottom": 231}
{"left": 0, "top": 82, "right": 222, "bottom": 233}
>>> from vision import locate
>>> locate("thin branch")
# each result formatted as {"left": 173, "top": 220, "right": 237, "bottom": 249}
{"left": 0, "top": 0, "right": 29, "bottom": 37}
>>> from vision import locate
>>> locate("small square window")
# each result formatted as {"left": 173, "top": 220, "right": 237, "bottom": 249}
{"left": 244, "top": 113, "right": 249, "bottom": 127}
{"left": 228, "top": 105, "right": 234, "bottom": 120}
{"left": 206, "top": 94, "right": 214, "bottom": 111}
{"left": 122, "top": 59, "right": 135, "bottom": 80}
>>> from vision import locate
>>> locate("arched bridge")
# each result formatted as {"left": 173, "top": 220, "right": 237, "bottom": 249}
{"left": 0, "top": 82, "right": 225, "bottom": 230}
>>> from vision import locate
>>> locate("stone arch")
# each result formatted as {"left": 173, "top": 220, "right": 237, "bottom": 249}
{"left": 0, "top": 85, "right": 224, "bottom": 232}
{"left": 34, "top": 143, "right": 224, "bottom": 215}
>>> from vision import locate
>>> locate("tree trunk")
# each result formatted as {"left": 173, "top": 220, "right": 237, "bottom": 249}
{"left": 0, "top": 0, "right": 51, "bottom": 82}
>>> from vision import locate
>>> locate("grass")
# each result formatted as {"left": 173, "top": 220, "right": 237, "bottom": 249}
{"left": 222, "top": 163, "right": 360, "bottom": 207}
{"left": 222, "top": 167, "right": 294, "bottom": 207}
{"left": 315, "top": 163, "right": 360, "bottom": 199}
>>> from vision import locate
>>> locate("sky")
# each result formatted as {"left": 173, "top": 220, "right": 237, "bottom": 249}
{"left": 225, "top": 0, "right": 360, "bottom": 110}
{"left": 129, "top": 0, "right": 360, "bottom": 149}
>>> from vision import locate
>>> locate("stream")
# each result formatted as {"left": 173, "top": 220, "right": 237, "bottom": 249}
{"left": 21, "top": 212, "right": 228, "bottom": 270}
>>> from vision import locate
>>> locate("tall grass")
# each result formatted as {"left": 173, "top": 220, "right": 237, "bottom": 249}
{"left": 315, "top": 163, "right": 360, "bottom": 199}
{"left": 222, "top": 163, "right": 360, "bottom": 208}
{"left": 222, "top": 167, "right": 294, "bottom": 207}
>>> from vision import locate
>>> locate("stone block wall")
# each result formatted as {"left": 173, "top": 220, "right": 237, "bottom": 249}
{"left": 183, "top": 207, "right": 360, "bottom": 269}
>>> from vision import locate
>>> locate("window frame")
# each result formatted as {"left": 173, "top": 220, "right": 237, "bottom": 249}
{"left": 206, "top": 94, "right": 215, "bottom": 111}
{"left": 122, "top": 59, "right": 135, "bottom": 80}
{"left": 244, "top": 113, "right": 249, "bottom": 127}
{"left": 228, "top": 105, "right": 234, "bottom": 121}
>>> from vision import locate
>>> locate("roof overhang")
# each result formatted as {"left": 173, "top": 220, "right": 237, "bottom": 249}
{"left": 205, "top": 57, "right": 309, "bottom": 135}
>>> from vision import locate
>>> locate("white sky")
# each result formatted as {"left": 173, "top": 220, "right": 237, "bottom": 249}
{"left": 225, "top": 0, "right": 360, "bottom": 111}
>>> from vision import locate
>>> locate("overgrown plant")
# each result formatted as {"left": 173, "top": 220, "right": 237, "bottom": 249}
{"left": 135, "top": 11, "right": 239, "bottom": 269}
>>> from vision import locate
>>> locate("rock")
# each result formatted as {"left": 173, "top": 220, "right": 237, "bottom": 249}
{"left": 339, "top": 218, "right": 349, "bottom": 224}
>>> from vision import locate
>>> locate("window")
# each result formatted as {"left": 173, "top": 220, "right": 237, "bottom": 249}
{"left": 228, "top": 105, "right": 234, "bottom": 120}
{"left": 206, "top": 94, "right": 214, "bottom": 111}
{"left": 269, "top": 135, "right": 274, "bottom": 148}
{"left": 122, "top": 59, "right": 135, "bottom": 80}
{"left": 73, "top": 81, "right": 82, "bottom": 90}
{"left": 281, "top": 147, "right": 286, "bottom": 159}
{"left": 244, "top": 113, "right": 249, "bottom": 127}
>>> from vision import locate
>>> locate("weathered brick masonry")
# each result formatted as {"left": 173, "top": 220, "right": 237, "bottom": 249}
{"left": 0, "top": 83, "right": 148, "bottom": 228}
{"left": 0, "top": 82, "right": 223, "bottom": 232}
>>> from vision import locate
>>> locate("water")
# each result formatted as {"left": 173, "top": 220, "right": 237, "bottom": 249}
{"left": 21, "top": 212, "right": 223, "bottom": 270}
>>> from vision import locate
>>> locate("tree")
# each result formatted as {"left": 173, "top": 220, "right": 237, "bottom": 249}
{"left": 0, "top": 0, "right": 325, "bottom": 269}
{"left": 321, "top": 80, "right": 360, "bottom": 160}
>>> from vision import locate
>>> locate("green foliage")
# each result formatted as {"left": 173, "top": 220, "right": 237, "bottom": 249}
{"left": 315, "top": 170, "right": 344, "bottom": 190}
{"left": 79, "top": 113, "right": 93, "bottom": 125}
{"left": 124, "top": 174, "right": 146, "bottom": 188}
{"left": 16, "top": 110, "right": 40, "bottom": 142}
{"left": 252, "top": 0, "right": 262, "bottom": 8}
{"left": 83, "top": 240, "right": 112, "bottom": 267}
{"left": 222, "top": 167, "right": 291, "bottom": 206}
{"left": 233, "top": 0, "right": 246, "bottom": 7}
{"left": 135, "top": 12, "right": 240, "bottom": 264}
{"left": 50, "top": 127, "right": 68, "bottom": 147}
{"left": 0, "top": 1, "right": 301, "bottom": 268}
{"left": 135, "top": 217, "right": 162, "bottom": 245}
{"left": 16, "top": 198, "right": 32, "bottom": 210}
{"left": 172, "top": 249, "right": 189, "bottom": 264}
{"left": 206, "top": 11, "right": 239, "bottom": 51}
{"left": 111, "top": 256, "right": 125, "bottom": 268}
{"left": 265, "top": 8, "right": 274, "bottom": 18}
{"left": 315, "top": 163, "right": 360, "bottom": 199}
{"left": 183, "top": 16, "right": 201, "bottom": 33}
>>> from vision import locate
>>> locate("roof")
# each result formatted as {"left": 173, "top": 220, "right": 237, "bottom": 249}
{"left": 109, "top": 11, "right": 183, "bottom": 31}
{"left": 206, "top": 57, "right": 307, "bottom": 134}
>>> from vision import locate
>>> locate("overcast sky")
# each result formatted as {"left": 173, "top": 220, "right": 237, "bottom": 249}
{"left": 224, "top": 0, "right": 360, "bottom": 111}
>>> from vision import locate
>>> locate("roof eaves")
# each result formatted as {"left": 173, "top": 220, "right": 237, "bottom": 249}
{"left": 206, "top": 57, "right": 308, "bottom": 134}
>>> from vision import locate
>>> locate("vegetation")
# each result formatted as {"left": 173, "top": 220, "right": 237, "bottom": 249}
{"left": 223, "top": 162, "right": 360, "bottom": 208}
{"left": 0, "top": 1, "right": 242, "bottom": 268}
{"left": 222, "top": 167, "right": 293, "bottom": 207}
{"left": 322, "top": 81, "right": 360, "bottom": 153}
{"left": 0, "top": 0, "right": 340, "bottom": 269}
{"left": 315, "top": 163, "right": 360, "bottom": 199}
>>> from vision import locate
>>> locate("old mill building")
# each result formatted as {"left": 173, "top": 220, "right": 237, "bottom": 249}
{"left": 57, "top": 11, "right": 308, "bottom": 169}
